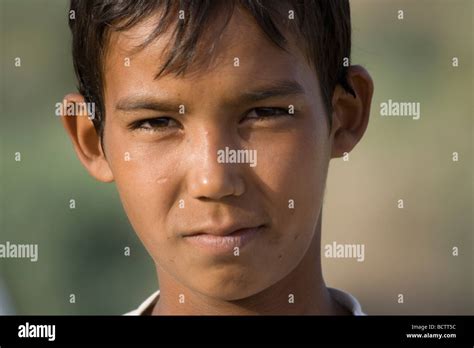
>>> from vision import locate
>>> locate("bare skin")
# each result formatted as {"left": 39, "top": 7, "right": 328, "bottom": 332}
{"left": 61, "top": 7, "right": 373, "bottom": 315}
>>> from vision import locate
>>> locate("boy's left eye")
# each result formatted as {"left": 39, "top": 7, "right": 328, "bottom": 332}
{"left": 245, "top": 107, "right": 293, "bottom": 121}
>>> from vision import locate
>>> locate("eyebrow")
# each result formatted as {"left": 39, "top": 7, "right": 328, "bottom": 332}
{"left": 115, "top": 79, "right": 305, "bottom": 113}
{"left": 238, "top": 79, "right": 305, "bottom": 104}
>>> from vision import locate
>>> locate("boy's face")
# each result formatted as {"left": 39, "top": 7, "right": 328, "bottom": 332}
{"left": 99, "top": 9, "right": 334, "bottom": 300}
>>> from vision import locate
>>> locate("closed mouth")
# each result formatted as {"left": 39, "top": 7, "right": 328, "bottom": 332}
{"left": 183, "top": 225, "right": 265, "bottom": 252}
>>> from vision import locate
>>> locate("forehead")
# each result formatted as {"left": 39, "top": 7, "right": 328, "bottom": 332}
{"left": 103, "top": 6, "right": 319, "bottom": 108}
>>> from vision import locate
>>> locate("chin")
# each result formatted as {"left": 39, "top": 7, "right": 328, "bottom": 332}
{"left": 188, "top": 267, "right": 274, "bottom": 301}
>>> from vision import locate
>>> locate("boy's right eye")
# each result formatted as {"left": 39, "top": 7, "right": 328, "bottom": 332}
{"left": 129, "top": 117, "right": 180, "bottom": 132}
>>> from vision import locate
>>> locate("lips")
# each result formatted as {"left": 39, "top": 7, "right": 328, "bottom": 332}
{"left": 182, "top": 224, "right": 266, "bottom": 253}
{"left": 182, "top": 222, "right": 265, "bottom": 237}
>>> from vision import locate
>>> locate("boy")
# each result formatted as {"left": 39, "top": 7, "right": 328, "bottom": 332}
{"left": 61, "top": 0, "right": 373, "bottom": 315}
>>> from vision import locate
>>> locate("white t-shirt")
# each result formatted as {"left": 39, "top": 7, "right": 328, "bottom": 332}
{"left": 124, "top": 287, "right": 366, "bottom": 315}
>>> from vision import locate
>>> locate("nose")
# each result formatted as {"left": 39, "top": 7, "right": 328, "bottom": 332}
{"left": 186, "top": 128, "right": 246, "bottom": 200}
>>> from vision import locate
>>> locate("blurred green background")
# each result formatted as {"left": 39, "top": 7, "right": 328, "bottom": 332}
{"left": 0, "top": 0, "right": 472, "bottom": 314}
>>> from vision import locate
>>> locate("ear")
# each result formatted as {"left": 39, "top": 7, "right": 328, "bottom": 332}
{"left": 60, "top": 93, "right": 114, "bottom": 182}
{"left": 329, "top": 65, "right": 374, "bottom": 158}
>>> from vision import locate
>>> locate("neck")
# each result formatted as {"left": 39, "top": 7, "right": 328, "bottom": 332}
{"left": 152, "top": 214, "right": 349, "bottom": 315}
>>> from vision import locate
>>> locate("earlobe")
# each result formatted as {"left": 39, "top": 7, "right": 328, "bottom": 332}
{"left": 60, "top": 93, "right": 114, "bottom": 183}
{"left": 330, "top": 65, "right": 374, "bottom": 159}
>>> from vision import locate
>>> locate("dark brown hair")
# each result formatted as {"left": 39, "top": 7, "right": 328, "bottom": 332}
{"left": 69, "top": 0, "right": 355, "bottom": 137}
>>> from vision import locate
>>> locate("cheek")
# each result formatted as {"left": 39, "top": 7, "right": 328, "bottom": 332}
{"left": 103, "top": 129, "right": 181, "bottom": 256}
{"left": 255, "top": 124, "right": 329, "bottom": 251}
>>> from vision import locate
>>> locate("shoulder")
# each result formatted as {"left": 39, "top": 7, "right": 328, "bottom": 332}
{"left": 327, "top": 287, "right": 366, "bottom": 316}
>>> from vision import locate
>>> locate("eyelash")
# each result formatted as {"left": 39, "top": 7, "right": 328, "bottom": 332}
{"left": 129, "top": 107, "right": 295, "bottom": 132}
{"left": 245, "top": 107, "right": 294, "bottom": 121}
{"left": 129, "top": 117, "right": 178, "bottom": 132}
